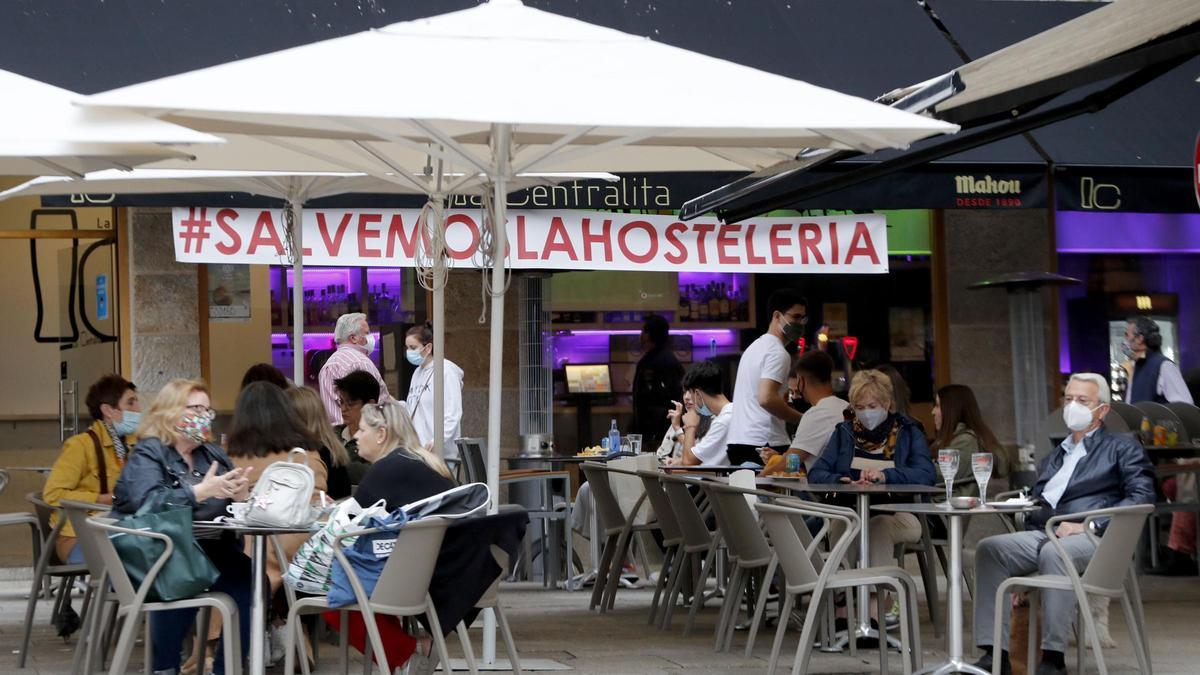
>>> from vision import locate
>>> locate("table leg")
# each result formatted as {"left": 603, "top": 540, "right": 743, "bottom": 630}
{"left": 916, "top": 513, "right": 988, "bottom": 675}
{"left": 834, "top": 494, "right": 902, "bottom": 650}
{"left": 249, "top": 534, "right": 267, "bottom": 675}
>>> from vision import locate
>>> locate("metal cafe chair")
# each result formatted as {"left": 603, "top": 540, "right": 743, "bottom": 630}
{"left": 991, "top": 504, "right": 1154, "bottom": 675}
{"left": 453, "top": 520, "right": 523, "bottom": 675}
{"left": 655, "top": 472, "right": 722, "bottom": 635}
{"left": 84, "top": 515, "right": 243, "bottom": 675}
{"left": 633, "top": 469, "right": 685, "bottom": 627}
{"left": 579, "top": 461, "right": 656, "bottom": 612}
{"left": 758, "top": 498, "right": 922, "bottom": 675}
{"left": 459, "top": 438, "right": 572, "bottom": 587}
{"left": 18, "top": 492, "right": 90, "bottom": 669}
{"left": 0, "top": 470, "right": 43, "bottom": 592}
{"left": 282, "top": 517, "right": 457, "bottom": 675}
{"left": 59, "top": 499, "right": 117, "bottom": 675}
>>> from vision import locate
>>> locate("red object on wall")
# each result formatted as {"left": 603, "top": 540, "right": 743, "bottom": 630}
{"left": 796, "top": 337, "right": 806, "bottom": 353}
{"left": 841, "top": 336, "right": 859, "bottom": 361}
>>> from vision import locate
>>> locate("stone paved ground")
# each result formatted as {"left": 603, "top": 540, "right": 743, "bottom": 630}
{"left": 2, "top": 575, "right": 1198, "bottom": 674}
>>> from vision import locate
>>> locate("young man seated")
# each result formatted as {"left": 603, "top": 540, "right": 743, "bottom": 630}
{"left": 972, "top": 373, "right": 1155, "bottom": 675}
{"left": 666, "top": 360, "right": 733, "bottom": 467}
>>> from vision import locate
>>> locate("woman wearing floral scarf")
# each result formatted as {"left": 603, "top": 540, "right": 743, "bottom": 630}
{"left": 808, "top": 369, "right": 937, "bottom": 587}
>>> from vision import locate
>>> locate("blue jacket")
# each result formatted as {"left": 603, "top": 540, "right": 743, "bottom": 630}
{"left": 112, "top": 436, "right": 235, "bottom": 521}
{"left": 808, "top": 416, "right": 937, "bottom": 486}
{"left": 1028, "top": 426, "right": 1155, "bottom": 532}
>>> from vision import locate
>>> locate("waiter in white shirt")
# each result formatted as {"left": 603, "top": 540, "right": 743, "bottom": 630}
{"left": 725, "top": 289, "right": 807, "bottom": 465}
{"left": 403, "top": 322, "right": 463, "bottom": 460}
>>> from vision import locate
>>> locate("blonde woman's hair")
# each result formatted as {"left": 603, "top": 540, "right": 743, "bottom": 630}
{"left": 286, "top": 386, "right": 351, "bottom": 467}
{"left": 849, "top": 370, "right": 896, "bottom": 412}
{"left": 137, "top": 378, "right": 209, "bottom": 444}
{"left": 359, "top": 401, "right": 452, "bottom": 479}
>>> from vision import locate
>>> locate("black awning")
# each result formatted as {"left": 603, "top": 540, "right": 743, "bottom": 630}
{"left": 681, "top": 0, "right": 1200, "bottom": 221}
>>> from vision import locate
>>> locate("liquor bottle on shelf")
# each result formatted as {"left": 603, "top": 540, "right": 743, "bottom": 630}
{"left": 678, "top": 286, "right": 690, "bottom": 322}
{"left": 719, "top": 282, "right": 731, "bottom": 321}
{"left": 706, "top": 282, "right": 719, "bottom": 320}
{"left": 379, "top": 283, "right": 392, "bottom": 324}
{"left": 270, "top": 290, "right": 281, "bottom": 327}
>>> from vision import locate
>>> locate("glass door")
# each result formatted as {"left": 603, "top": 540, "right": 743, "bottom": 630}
{"left": 53, "top": 238, "right": 118, "bottom": 440}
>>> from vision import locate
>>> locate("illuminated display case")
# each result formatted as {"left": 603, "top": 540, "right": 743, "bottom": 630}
{"left": 268, "top": 266, "right": 418, "bottom": 382}
{"left": 549, "top": 271, "right": 754, "bottom": 329}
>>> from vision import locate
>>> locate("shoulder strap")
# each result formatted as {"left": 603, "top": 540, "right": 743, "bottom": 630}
{"left": 86, "top": 429, "right": 108, "bottom": 494}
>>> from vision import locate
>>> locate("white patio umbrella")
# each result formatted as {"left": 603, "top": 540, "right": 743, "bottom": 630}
{"left": 0, "top": 69, "right": 221, "bottom": 176}
{"left": 81, "top": 0, "right": 957, "bottom": 660}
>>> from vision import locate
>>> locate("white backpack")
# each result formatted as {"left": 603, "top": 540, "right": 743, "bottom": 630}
{"left": 245, "top": 448, "right": 316, "bottom": 528}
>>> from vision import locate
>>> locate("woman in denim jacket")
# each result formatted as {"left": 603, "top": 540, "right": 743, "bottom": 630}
{"left": 112, "top": 378, "right": 252, "bottom": 675}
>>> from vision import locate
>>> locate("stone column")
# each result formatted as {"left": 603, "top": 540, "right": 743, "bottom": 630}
{"left": 442, "top": 269, "right": 522, "bottom": 455}
{"left": 943, "top": 209, "right": 1057, "bottom": 447}
{"left": 127, "top": 207, "right": 201, "bottom": 400}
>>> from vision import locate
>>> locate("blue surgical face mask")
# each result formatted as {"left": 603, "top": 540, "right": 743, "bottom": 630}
{"left": 696, "top": 400, "right": 713, "bottom": 417}
{"left": 405, "top": 349, "right": 426, "bottom": 366}
{"left": 114, "top": 410, "right": 141, "bottom": 436}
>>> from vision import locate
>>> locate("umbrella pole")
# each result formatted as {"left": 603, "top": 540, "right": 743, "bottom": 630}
{"left": 290, "top": 199, "right": 304, "bottom": 385}
{"left": 432, "top": 202, "right": 445, "bottom": 462}
{"left": 483, "top": 123, "right": 512, "bottom": 665}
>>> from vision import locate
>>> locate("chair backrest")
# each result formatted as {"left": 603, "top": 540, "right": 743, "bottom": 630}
{"left": 85, "top": 515, "right": 162, "bottom": 606}
{"left": 26, "top": 491, "right": 54, "bottom": 534}
{"left": 0, "top": 469, "right": 9, "bottom": 497}
{"left": 635, "top": 470, "right": 682, "bottom": 543}
{"left": 757, "top": 499, "right": 859, "bottom": 589}
{"left": 1037, "top": 407, "right": 1130, "bottom": 462}
{"left": 701, "top": 483, "right": 772, "bottom": 567}
{"left": 368, "top": 517, "right": 451, "bottom": 611}
{"left": 658, "top": 474, "right": 714, "bottom": 549}
{"left": 456, "top": 438, "right": 488, "bottom": 484}
{"left": 1132, "top": 401, "right": 1181, "bottom": 435}
{"left": 1164, "top": 403, "right": 1200, "bottom": 442}
{"left": 1109, "top": 402, "right": 1147, "bottom": 434}
{"left": 59, "top": 500, "right": 111, "bottom": 578}
{"left": 1067, "top": 505, "right": 1152, "bottom": 592}
{"left": 608, "top": 455, "right": 656, "bottom": 525}
{"left": 580, "top": 463, "right": 628, "bottom": 534}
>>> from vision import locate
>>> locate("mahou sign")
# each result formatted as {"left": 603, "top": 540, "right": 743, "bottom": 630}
{"left": 171, "top": 207, "right": 889, "bottom": 273}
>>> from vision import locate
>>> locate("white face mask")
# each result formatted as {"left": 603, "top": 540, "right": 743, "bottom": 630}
{"left": 856, "top": 407, "right": 888, "bottom": 431}
{"left": 1062, "top": 400, "right": 1098, "bottom": 432}
{"left": 361, "top": 333, "right": 376, "bottom": 355}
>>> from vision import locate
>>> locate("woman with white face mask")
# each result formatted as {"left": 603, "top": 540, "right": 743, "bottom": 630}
{"left": 403, "top": 322, "right": 463, "bottom": 460}
{"left": 808, "top": 369, "right": 937, "bottom": 626}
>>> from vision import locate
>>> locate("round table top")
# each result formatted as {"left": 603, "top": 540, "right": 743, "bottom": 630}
{"left": 193, "top": 520, "right": 319, "bottom": 534}
{"left": 760, "top": 478, "right": 942, "bottom": 495}
{"left": 871, "top": 501, "right": 1041, "bottom": 516}
{"left": 507, "top": 452, "right": 640, "bottom": 464}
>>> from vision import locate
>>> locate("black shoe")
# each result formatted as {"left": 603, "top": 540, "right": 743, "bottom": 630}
{"left": 1148, "top": 550, "right": 1198, "bottom": 576}
{"left": 53, "top": 604, "right": 81, "bottom": 640}
{"left": 1035, "top": 662, "right": 1067, "bottom": 675}
{"left": 973, "top": 650, "right": 1012, "bottom": 675}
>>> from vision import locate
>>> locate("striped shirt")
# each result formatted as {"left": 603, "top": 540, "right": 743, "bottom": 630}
{"left": 850, "top": 446, "right": 895, "bottom": 477}
{"left": 318, "top": 344, "right": 391, "bottom": 424}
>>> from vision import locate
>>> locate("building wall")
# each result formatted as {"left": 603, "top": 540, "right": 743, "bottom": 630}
{"left": 942, "top": 208, "right": 1058, "bottom": 447}
{"left": 127, "top": 207, "right": 202, "bottom": 399}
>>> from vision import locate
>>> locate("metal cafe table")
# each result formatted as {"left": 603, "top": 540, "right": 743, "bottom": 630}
{"left": 873, "top": 500, "right": 1040, "bottom": 675}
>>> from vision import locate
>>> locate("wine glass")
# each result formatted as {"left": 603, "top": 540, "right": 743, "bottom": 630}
{"left": 937, "top": 449, "right": 959, "bottom": 504}
{"left": 972, "top": 452, "right": 994, "bottom": 506}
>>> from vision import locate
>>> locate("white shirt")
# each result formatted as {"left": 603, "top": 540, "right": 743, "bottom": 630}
{"left": 727, "top": 334, "right": 791, "bottom": 447}
{"left": 690, "top": 404, "right": 734, "bottom": 465}
{"left": 405, "top": 359, "right": 464, "bottom": 460}
{"left": 789, "top": 395, "right": 849, "bottom": 471}
{"left": 1129, "top": 358, "right": 1195, "bottom": 404}
{"left": 1042, "top": 428, "right": 1099, "bottom": 508}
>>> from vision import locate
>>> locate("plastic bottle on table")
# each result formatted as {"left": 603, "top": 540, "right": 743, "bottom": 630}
{"left": 607, "top": 419, "right": 621, "bottom": 456}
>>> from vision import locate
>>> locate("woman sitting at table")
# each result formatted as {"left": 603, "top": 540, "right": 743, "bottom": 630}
{"left": 808, "top": 369, "right": 937, "bottom": 568}
{"left": 931, "top": 383, "right": 1007, "bottom": 495}
{"left": 112, "top": 378, "right": 253, "bottom": 675}
{"left": 327, "top": 401, "right": 454, "bottom": 671}
{"left": 286, "top": 385, "right": 354, "bottom": 500}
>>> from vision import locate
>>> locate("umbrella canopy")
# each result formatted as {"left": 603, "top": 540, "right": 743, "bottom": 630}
{"left": 0, "top": 69, "right": 221, "bottom": 176}
{"left": 85, "top": 0, "right": 957, "bottom": 169}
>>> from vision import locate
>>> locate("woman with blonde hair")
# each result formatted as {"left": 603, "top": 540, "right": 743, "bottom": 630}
{"left": 808, "top": 370, "right": 936, "bottom": 630}
{"left": 352, "top": 401, "right": 455, "bottom": 511}
{"left": 112, "top": 378, "right": 252, "bottom": 675}
{"left": 286, "top": 386, "right": 353, "bottom": 499}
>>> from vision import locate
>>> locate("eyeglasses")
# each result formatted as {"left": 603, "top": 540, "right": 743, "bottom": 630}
{"left": 186, "top": 404, "right": 215, "bottom": 415}
{"left": 335, "top": 397, "right": 363, "bottom": 409}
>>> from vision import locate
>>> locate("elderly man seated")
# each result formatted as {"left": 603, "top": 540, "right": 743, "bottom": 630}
{"left": 973, "top": 373, "right": 1155, "bottom": 675}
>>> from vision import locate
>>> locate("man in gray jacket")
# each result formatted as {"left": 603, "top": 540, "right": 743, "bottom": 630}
{"left": 973, "top": 373, "right": 1155, "bottom": 675}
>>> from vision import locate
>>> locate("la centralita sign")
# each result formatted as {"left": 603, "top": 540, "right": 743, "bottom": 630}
{"left": 171, "top": 207, "right": 889, "bottom": 274}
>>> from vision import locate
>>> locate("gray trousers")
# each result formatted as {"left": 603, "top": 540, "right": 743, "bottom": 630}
{"left": 973, "top": 530, "right": 1096, "bottom": 652}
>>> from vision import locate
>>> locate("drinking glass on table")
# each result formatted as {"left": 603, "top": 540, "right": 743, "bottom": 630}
{"left": 619, "top": 436, "right": 633, "bottom": 454}
{"left": 972, "top": 452, "right": 994, "bottom": 505}
{"left": 627, "top": 433, "right": 643, "bottom": 454}
{"left": 937, "top": 449, "right": 959, "bottom": 504}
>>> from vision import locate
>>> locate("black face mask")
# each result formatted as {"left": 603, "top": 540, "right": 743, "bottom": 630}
{"left": 790, "top": 397, "right": 812, "bottom": 414}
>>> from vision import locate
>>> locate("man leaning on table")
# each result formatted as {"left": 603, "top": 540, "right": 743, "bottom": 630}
{"left": 973, "top": 373, "right": 1155, "bottom": 675}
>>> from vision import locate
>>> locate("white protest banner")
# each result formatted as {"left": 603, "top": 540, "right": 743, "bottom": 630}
{"left": 172, "top": 207, "right": 888, "bottom": 273}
